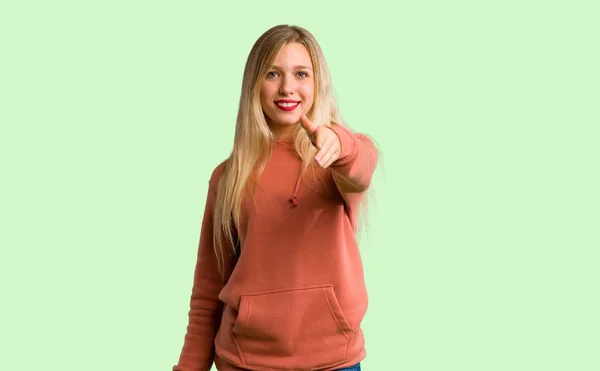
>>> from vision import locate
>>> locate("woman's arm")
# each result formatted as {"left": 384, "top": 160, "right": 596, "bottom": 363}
{"left": 172, "top": 183, "right": 230, "bottom": 371}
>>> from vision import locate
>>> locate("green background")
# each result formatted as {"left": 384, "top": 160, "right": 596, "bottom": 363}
{"left": 1, "top": 0, "right": 598, "bottom": 370}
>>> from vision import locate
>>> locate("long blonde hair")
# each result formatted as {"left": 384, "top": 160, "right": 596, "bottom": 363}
{"left": 212, "top": 24, "right": 374, "bottom": 276}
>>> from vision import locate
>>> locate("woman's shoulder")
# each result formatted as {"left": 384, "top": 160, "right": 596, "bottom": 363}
{"left": 208, "top": 158, "right": 230, "bottom": 192}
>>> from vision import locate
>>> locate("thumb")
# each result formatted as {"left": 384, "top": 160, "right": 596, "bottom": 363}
{"left": 299, "top": 114, "right": 318, "bottom": 135}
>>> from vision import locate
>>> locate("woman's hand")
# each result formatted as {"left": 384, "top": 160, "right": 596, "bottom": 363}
{"left": 299, "top": 115, "right": 341, "bottom": 169}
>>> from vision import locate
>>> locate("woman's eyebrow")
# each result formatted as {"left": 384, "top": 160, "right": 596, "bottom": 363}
{"left": 271, "top": 65, "right": 313, "bottom": 71}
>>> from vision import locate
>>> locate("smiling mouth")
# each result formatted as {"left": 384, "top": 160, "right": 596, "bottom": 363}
{"left": 275, "top": 101, "right": 300, "bottom": 107}
{"left": 275, "top": 101, "right": 300, "bottom": 111}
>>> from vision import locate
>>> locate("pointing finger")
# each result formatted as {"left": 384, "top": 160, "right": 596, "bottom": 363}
{"left": 299, "top": 115, "right": 318, "bottom": 136}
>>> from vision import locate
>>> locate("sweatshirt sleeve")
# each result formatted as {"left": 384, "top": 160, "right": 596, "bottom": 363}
{"left": 172, "top": 181, "right": 232, "bottom": 371}
{"left": 328, "top": 124, "right": 378, "bottom": 195}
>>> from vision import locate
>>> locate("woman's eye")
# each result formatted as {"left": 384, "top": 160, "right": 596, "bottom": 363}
{"left": 297, "top": 71, "right": 308, "bottom": 78}
{"left": 267, "top": 71, "right": 278, "bottom": 78}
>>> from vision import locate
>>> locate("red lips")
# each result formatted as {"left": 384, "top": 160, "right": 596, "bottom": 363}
{"left": 275, "top": 99, "right": 300, "bottom": 111}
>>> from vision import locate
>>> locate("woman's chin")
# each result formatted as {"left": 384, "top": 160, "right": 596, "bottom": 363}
{"left": 270, "top": 117, "right": 300, "bottom": 126}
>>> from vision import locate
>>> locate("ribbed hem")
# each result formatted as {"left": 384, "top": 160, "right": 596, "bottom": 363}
{"left": 214, "top": 349, "right": 366, "bottom": 371}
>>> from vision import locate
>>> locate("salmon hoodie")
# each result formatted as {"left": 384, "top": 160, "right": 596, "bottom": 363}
{"left": 173, "top": 124, "right": 378, "bottom": 371}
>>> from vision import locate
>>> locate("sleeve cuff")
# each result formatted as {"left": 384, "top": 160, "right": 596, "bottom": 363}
{"left": 327, "top": 124, "right": 357, "bottom": 165}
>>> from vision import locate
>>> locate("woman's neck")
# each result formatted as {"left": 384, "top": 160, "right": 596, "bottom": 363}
{"left": 268, "top": 122, "right": 297, "bottom": 141}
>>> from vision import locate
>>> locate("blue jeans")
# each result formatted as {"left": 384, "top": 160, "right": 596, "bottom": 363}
{"left": 335, "top": 363, "right": 361, "bottom": 371}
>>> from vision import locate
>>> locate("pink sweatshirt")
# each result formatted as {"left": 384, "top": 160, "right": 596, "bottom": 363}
{"left": 173, "top": 124, "right": 378, "bottom": 371}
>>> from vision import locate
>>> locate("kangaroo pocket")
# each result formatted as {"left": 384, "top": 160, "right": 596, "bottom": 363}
{"left": 231, "top": 284, "right": 354, "bottom": 369}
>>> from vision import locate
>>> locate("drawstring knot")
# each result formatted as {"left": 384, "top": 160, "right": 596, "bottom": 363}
{"left": 289, "top": 171, "right": 303, "bottom": 208}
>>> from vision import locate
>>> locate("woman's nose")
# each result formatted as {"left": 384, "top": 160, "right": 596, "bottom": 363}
{"left": 279, "top": 75, "right": 295, "bottom": 95}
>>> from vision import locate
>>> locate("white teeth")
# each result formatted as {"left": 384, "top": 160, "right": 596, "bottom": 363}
{"left": 276, "top": 102, "right": 299, "bottom": 107}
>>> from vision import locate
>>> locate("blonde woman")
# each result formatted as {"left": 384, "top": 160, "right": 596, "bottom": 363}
{"left": 173, "top": 24, "right": 379, "bottom": 371}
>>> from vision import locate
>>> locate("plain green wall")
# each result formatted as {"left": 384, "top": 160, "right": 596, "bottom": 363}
{"left": 1, "top": 0, "right": 598, "bottom": 370}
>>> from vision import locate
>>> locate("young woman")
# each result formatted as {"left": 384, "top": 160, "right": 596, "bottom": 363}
{"left": 172, "top": 24, "right": 378, "bottom": 371}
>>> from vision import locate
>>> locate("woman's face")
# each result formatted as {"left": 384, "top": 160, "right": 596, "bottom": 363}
{"left": 260, "top": 42, "right": 315, "bottom": 137}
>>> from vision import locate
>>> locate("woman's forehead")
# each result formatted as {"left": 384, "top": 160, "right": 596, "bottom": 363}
{"left": 271, "top": 43, "right": 312, "bottom": 65}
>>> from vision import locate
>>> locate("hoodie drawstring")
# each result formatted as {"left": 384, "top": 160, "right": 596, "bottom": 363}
{"left": 289, "top": 172, "right": 303, "bottom": 207}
